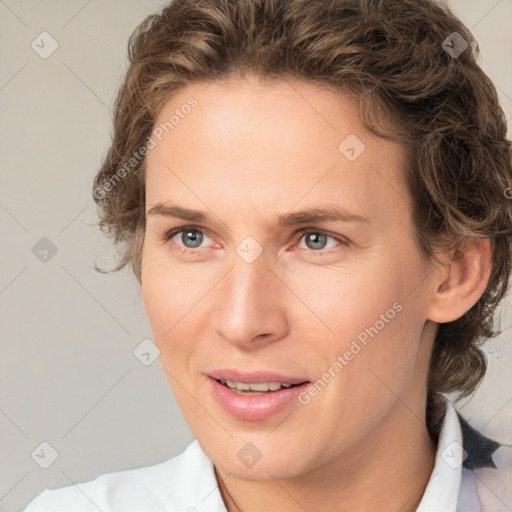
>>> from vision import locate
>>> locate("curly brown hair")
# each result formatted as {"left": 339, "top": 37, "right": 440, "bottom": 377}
{"left": 93, "top": 0, "right": 512, "bottom": 405}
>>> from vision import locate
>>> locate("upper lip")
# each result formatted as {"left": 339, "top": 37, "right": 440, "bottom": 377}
{"left": 208, "top": 369, "right": 310, "bottom": 385}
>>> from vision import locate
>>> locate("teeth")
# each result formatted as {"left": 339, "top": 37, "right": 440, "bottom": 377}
{"left": 219, "top": 379, "right": 295, "bottom": 392}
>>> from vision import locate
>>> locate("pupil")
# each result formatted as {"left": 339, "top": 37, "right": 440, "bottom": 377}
{"left": 183, "top": 230, "right": 203, "bottom": 248}
{"left": 307, "top": 233, "right": 326, "bottom": 250}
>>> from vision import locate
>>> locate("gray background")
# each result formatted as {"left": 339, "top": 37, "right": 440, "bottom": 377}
{"left": 0, "top": 1, "right": 511, "bottom": 511}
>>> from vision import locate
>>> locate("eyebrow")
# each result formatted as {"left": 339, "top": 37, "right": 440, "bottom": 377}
{"left": 146, "top": 203, "right": 371, "bottom": 227}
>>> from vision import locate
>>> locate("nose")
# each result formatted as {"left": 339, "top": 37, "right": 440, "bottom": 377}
{"left": 212, "top": 252, "right": 289, "bottom": 350}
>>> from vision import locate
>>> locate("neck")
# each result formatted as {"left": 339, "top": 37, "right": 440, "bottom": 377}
{"left": 215, "top": 394, "right": 438, "bottom": 512}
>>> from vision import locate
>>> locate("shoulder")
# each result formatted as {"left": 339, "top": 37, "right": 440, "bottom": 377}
{"left": 22, "top": 440, "right": 218, "bottom": 512}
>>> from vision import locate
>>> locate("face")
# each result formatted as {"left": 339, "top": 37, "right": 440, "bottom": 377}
{"left": 141, "top": 76, "right": 436, "bottom": 480}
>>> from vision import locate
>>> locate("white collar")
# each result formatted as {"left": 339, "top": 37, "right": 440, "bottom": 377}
{"left": 416, "top": 396, "right": 463, "bottom": 511}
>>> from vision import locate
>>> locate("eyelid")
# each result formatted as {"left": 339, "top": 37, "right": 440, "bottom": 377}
{"left": 289, "top": 228, "right": 349, "bottom": 255}
{"left": 293, "top": 227, "right": 349, "bottom": 245}
{"left": 162, "top": 225, "right": 216, "bottom": 252}
{"left": 163, "top": 225, "right": 211, "bottom": 242}
{"left": 162, "top": 225, "right": 348, "bottom": 252}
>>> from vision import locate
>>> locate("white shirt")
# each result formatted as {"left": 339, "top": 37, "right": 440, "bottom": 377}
{"left": 22, "top": 397, "right": 512, "bottom": 512}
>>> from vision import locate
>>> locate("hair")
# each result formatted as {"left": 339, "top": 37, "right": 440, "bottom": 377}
{"left": 93, "top": 0, "right": 512, "bottom": 416}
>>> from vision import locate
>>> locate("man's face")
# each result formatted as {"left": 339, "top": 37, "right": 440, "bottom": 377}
{"left": 141, "top": 77, "right": 436, "bottom": 479}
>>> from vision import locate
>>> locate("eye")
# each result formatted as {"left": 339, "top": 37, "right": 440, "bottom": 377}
{"left": 162, "top": 226, "right": 348, "bottom": 255}
{"left": 295, "top": 229, "right": 348, "bottom": 253}
{"left": 163, "top": 226, "right": 214, "bottom": 253}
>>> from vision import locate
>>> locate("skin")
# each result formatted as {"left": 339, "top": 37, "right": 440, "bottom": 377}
{"left": 141, "top": 76, "right": 492, "bottom": 512}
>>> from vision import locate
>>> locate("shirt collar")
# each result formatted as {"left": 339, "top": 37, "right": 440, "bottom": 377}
{"left": 416, "top": 395, "right": 463, "bottom": 512}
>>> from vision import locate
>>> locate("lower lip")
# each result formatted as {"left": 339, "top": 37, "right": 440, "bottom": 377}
{"left": 207, "top": 377, "right": 310, "bottom": 421}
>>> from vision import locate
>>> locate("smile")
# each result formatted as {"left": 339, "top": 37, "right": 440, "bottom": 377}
{"left": 208, "top": 374, "right": 311, "bottom": 421}
{"left": 217, "top": 379, "right": 298, "bottom": 393}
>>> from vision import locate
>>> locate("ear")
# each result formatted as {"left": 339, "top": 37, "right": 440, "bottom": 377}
{"left": 426, "top": 237, "right": 492, "bottom": 324}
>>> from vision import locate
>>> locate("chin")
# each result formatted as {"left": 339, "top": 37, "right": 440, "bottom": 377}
{"left": 199, "top": 431, "right": 314, "bottom": 480}
{"left": 218, "top": 454, "right": 306, "bottom": 481}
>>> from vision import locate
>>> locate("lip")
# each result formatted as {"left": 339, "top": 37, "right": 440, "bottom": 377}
{"left": 208, "top": 369, "right": 309, "bottom": 385}
{"left": 207, "top": 371, "right": 310, "bottom": 421}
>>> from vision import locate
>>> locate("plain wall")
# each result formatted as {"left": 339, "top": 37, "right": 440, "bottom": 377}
{"left": 0, "top": 1, "right": 511, "bottom": 511}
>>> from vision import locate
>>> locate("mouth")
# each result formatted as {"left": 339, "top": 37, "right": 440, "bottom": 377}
{"left": 214, "top": 378, "right": 308, "bottom": 395}
{"left": 206, "top": 371, "right": 312, "bottom": 421}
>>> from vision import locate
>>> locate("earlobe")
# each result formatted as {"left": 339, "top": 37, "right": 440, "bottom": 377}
{"left": 426, "top": 238, "right": 492, "bottom": 324}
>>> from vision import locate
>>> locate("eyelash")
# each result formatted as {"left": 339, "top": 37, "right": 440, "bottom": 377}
{"left": 162, "top": 225, "right": 348, "bottom": 255}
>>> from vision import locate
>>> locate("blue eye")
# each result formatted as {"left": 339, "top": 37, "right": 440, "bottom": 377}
{"left": 299, "top": 231, "right": 340, "bottom": 251}
{"left": 164, "top": 227, "right": 212, "bottom": 253}
{"left": 175, "top": 229, "right": 206, "bottom": 248}
{"left": 163, "top": 226, "right": 348, "bottom": 255}
{"left": 291, "top": 227, "right": 349, "bottom": 254}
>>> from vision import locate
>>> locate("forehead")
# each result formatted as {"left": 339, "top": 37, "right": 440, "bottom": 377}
{"left": 145, "top": 77, "right": 410, "bottom": 231}
{"left": 151, "top": 77, "right": 366, "bottom": 155}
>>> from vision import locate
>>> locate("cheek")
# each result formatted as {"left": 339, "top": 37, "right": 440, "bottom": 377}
{"left": 142, "top": 247, "right": 190, "bottom": 330}
{"left": 289, "top": 260, "right": 400, "bottom": 341}
{"left": 141, "top": 262, "right": 186, "bottom": 363}
{"left": 321, "top": 286, "right": 427, "bottom": 421}
{"left": 141, "top": 256, "right": 209, "bottom": 372}
{"left": 303, "top": 254, "right": 424, "bottom": 383}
